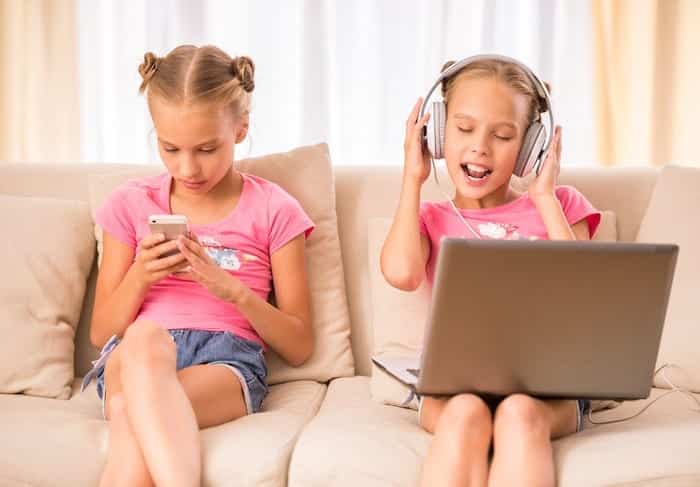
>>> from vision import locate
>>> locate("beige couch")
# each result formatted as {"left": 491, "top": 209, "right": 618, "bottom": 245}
{"left": 1, "top": 156, "right": 699, "bottom": 487}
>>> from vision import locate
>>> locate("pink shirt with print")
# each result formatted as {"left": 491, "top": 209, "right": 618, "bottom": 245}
{"left": 95, "top": 172, "right": 314, "bottom": 348}
{"left": 419, "top": 186, "right": 601, "bottom": 284}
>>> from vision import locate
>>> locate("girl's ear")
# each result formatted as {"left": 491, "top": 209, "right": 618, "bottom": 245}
{"left": 235, "top": 114, "right": 250, "bottom": 144}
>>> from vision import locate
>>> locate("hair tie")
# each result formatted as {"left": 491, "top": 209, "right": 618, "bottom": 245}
{"left": 140, "top": 53, "right": 161, "bottom": 81}
{"left": 231, "top": 57, "right": 255, "bottom": 93}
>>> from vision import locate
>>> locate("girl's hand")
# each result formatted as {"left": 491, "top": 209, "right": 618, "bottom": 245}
{"left": 176, "top": 233, "right": 246, "bottom": 304}
{"left": 528, "top": 125, "right": 562, "bottom": 200}
{"left": 403, "top": 98, "right": 432, "bottom": 185}
{"left": 133, "top": 233, "right": 189, "bottom": 287}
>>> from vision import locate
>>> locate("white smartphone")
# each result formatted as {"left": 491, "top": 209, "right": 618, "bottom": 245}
{"left": 148, "top": 214, "right": 188, "bottom": 257}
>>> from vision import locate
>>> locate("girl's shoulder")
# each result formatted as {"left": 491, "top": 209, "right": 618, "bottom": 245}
{"left": 107, "top": 172, "right": 167, "bottom": 202}
{"left": 239, "top": 173, "right": 314, "bottom": 247}
{"left": 242, "top": 172, "right": 284, "bottom": 191}
{"left": 419, "top": 199, "right": 450, "bottom": 215}
{"left": 554, "top": 184, "right": 582, "bottom": 198}
{"left": 554, "top": 184, "right": 593, "bottom": 208}
{"left": 240, "top": 173, "right": 300, "bottom": 206}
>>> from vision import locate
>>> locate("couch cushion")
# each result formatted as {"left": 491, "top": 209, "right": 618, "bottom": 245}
{"left": 367, "top": 211, "right": 619, "bottom": 411}
{"left": 610, "top": 475, "right": 700, "bottom": 487}
{"left": 288, "top": 376, "right": 429, "bottom": 487}
{"left": 87, "top": 143, "right": 354, "bottom": 385}
{"left": 0, "top": 195, "right": 95, "bottom": 399}
{"left": 557, "top": 388, "right": 700, "bottom": 486}
{"left": 289, "top": 376, "right": 700, "bottom": 487}
{"left": 0, "top": 378, "right": 326, "bottom": 487}
{"left": 636, "top": 165, "right": 700, "bottom": 391}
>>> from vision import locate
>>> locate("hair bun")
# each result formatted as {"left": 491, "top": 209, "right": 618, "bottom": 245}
{"left": 138, "top": 52, "right": 161, "bottom": 93}
{"left": 231, "top": 56, "right": 255, "bottom": 93}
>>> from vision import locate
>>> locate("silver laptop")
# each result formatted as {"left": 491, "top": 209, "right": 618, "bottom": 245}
{"left": 372, "top": 239, "right": 678, "bottom": 401}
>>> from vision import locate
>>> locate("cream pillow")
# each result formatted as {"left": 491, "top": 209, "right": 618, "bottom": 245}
{"left": 636, "top": 166, "right": 700, "bottom": 392}
{"left": 88, "top": 143, "right": 355, "bottom": 385}
{"left": 0, "top": 195, "right": 95, "bottom": 399}
{"left": 369, "top": 210, "right": 619, "bottom": 411}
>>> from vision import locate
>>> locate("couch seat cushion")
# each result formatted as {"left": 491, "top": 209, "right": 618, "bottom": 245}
{"left": 557, "top": 388, "right": 700, "bottom": 486}
{"left": 289, "top": 376, "right": 429, "bottom": 487}
{"left": 0, "top": 379, "right": 326, "bottom": 487}
{"left": 289, "top": 377, "right": 700, "bottom": 487}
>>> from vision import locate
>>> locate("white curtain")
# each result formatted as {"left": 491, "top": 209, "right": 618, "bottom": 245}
{"left": 1, "top": 0, "right": 79, "bottom": 163}
{"left": 78, "top": 0, "right": 596, "bottom": 166}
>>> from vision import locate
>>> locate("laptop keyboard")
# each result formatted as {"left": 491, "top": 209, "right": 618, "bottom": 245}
{"left": 407, "top": 368, "right": 420, "bottom": 377}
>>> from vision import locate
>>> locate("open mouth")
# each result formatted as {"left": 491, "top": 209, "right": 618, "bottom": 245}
{"left": 460, "top": 163, "right": 492, "bottom": 181}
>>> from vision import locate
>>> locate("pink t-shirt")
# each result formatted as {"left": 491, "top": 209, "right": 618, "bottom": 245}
{"left": 95, "top": 172, "right": 314, "bottom": 348}
{"left": 419, "top": 186, "right": 601, "bottom": 284}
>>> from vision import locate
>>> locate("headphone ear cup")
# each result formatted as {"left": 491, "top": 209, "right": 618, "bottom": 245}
{"left": 514, "top": 122, "right": 546, "bottom": 177}
{"left": 426, "top": 101, "right": 446, "bottom": 160}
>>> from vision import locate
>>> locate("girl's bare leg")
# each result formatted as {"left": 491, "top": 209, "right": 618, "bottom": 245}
{"left": 420, "top": 394, "right": 493, "bottom": 487}
{"left": 98, "top": 393, "right": 154, "bottom": 487}
{"left": 489, "top": 394, "right": 578, "bottom": 487}
{"left": 118, "top": 322, "right": 201, "bottom": 487}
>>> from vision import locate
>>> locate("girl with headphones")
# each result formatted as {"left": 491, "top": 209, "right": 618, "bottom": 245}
{"left": 380, "top": 55, "right": 601, "bottom": 486}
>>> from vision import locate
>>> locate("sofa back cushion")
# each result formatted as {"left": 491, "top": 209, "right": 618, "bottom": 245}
{"left": 0, "top": 195, "right": 95, "bottom": 398}
{"left": 636, "top": 165, "right": 700, "bottom": 391}
{"left": 87, "top": 144, "right": 355, "bottom": 384}
{"left": 0, "top": 163, "right": 659, "bottom": 380}
{"left": 367, "top": 209, "right": 619, "bottom": 410}
{"left": 0, "top": 162, "right": 147, "bottom": 377}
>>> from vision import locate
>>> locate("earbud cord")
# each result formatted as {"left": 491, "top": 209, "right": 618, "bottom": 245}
{"left": 430, "top": 155, "right": 482, "bottom": 240}
{"left": 587, "top": 363, "right": 700, "bottom": 425}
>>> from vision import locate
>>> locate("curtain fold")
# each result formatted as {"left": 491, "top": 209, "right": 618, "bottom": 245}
{"left": 0, "top": 0, "right": 79, "bottom": 163}
{"left": 77, "top": 0, "right": 597, "bottom": 166}
{"left": 592, "top": 0, "right": 700, "bottom": 167}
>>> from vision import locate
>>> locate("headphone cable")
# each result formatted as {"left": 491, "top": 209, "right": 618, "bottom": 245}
{"left": 430, "top": 155, "right": 483, "bottom": 240}
{"left": 587, "top": 363, "right": 700, "bottom": 425}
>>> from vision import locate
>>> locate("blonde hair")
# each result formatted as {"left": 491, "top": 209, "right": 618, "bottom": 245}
{"left": 138, "top": 45, "right": 254, "bottom": 116}
{"left": 440, "top": 59, "right": 549, "bottom": 125}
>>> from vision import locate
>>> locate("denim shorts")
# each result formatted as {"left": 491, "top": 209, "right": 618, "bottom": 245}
{"left": 81, "top": 329, "right": 268, "bottom": 418}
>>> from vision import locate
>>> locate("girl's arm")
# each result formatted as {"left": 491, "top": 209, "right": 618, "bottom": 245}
{"left": 532, "top": 195, "right": 590, "bottom": 241}
{"left": 528, "top": 126, "right": 591, "bottom": 242}
{"left": 237, "top": 235, "right": 313, "bottom": 366}
{"left": 381, "top": 178, "right": 431, "bottom": 290}
{"left": 381, "top": 98, "right": 432, "bottom": 291}
{"left": 177, "top": 234, "right": 313, "bottom": 367}
{"left": 90, "top": 232, "right": 187, "bottom": 347}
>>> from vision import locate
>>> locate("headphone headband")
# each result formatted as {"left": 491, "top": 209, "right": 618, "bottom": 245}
{"left": 419, "top": 54, "right": 554, "bottom": 161}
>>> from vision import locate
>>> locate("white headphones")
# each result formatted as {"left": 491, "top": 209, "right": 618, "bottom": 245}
{"left": 420, "top": 54, "right": 554, "bottom": 177}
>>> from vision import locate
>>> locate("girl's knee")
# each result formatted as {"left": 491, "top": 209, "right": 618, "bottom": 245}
{"left": 439, "top": 394, "right": 492, "bottom": 436}
{"left": 494, "top": 394, "right": 549, "bottom": 438}
{"left": 121, "top": 321, "right": 176, "bottom": 376}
